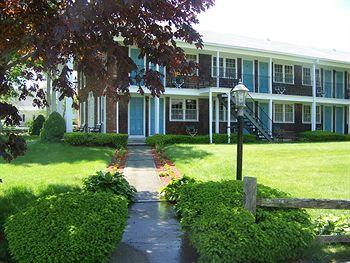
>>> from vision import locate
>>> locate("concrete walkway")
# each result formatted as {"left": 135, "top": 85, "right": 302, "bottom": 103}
{"left": 110, "top": 146, "right": 197, "bottom": 263}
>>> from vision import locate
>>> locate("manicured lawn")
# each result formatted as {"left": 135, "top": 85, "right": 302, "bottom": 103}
{"left": 0, "top": 137, "right": 115, "bottom": 195}
{"left": 165, "top": 142, "right": 350, "bottom": 217}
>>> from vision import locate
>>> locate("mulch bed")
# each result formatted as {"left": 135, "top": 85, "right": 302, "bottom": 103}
{"left": 151, "top": 149, "right": 182, "bottom": 186}
{"left": 106, "top": 149, "right": 128, "bottom": 173}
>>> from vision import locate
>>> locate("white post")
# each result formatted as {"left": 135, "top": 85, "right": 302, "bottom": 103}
{"left": 269, "top": 58, "right": 273, "bottom": 94}
{"left": 155, "top": 97, "right": 160, "bottom": 134}
{"left": 227, "top": 92, "right": 231, "bottom": 143}
{"left": 103, "top": 96, "right": 107, "bottom": 133}
{"left": 311, "top": 63, "right": 317, "bottom": 131}
{"left": 51, "top": 86, "right": 57, "bottom": 113}
{"left": 209, "top": 89, "right": 213, "bottom": 143}
{"left": 65, "top": 58, "right": 74, "bottom": 133}
{"left": 46, "top": 74, "right": 51, "bottom": 116}
{"left": 57, "top": 92, "right": 63, "bottom": 116}
{"left": 215, "top": 97, "right": 220, "bottom": 133}
{"left": 216, "top": 51, "right": 220, "bottom": 88}
{"left": 116, "top": 101, "right": 119, "bottom": 133}
{"left": 269, "top": 99, "right": 273, "bottom": 135}
{"left": 348, "top": 106, "right": 350, "bottom": 134}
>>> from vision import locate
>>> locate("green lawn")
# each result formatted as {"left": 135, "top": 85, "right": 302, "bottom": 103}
{"left": 166, "top": 142, "right": 350, "bottom": 217}
{"left": 0, "top": 137, "right": 115, "bottom": 195}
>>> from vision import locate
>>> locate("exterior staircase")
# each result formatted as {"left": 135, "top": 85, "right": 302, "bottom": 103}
{"left": 217, "top": 93, "right": 276, "bottom": 142}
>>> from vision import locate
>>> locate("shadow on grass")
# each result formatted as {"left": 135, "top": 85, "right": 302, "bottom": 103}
{"left": 165, "top": 145, "right": 212, "bottom": 164}
{"left": 0, "top": 139, "right": 114, "bottom": 166}
{"left": 0, "top": 184, "right": 81, "bottom": 262}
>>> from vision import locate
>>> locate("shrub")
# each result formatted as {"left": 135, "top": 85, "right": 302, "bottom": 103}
{"left": 146, "top": 133, "right": 257, "bottom": 147}
{"left": 299, "top": 131, "right": 350, "bottom": 142}
{"left": 314, "top": 214, "right": 350, "bottom": 235}
{"left": 64, "top": 132, "right": 128, "bottom": 148}
{"left": 83, "top": 170, "right": 136, "bottom": 203}
{"left": 40, "top": 111, "right": 66, "bottom": 142}
{"left": 5, "top": 192, "right": 128, "bottom": 263}
{"left": 160, "top": 176, "right": 196, "bottom": 203}
{"left": 167, "top": 180, "right": 314, "bottom": 262}
{"left": 29, "top": 115, "right": 45, "bottom": 135}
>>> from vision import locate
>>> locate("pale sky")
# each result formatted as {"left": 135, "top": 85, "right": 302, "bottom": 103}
{"left": 196, "top": 0, "right": 350, "bottom": 53}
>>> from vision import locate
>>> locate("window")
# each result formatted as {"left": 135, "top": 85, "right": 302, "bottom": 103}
{"left": 273, "top": 103, "right": 294, "bottom": 123}
{"left": 212, "top": 57, "right": 236, "bottom": 78}
{"left": 302, "top": 105, "right": 321, "bottom": 124}
{"left": 274, "top": 64, "right": 283, "bottom": 82}
{"left": 186, "top": 54, "right": 197, "bottom": 76}
{"left": 213, "top": 57, "right": 224, "bottom": 77}
{"left": 170, "top": 98, "right": 198, "bottom": 121}
{"left": 302, "top": 67, "right": 311, "bottom": 85}
{"left": 274, "top": 64, "right": 294, "bottom": 83}
{"left": 213, "top": 101, "right": 237, "bottom": 122}
{"left": 80, "top": 102, "right": 86, "bottom": 125}
{"left": 315, "top": 69, "right": 321, "bottom": 87}
{"left": 97, "top": 96, "right": 105, "bottom": 125}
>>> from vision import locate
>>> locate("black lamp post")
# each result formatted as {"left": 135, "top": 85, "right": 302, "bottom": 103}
{"left": 232, "top": 82, "right": 249, "bottom": 181}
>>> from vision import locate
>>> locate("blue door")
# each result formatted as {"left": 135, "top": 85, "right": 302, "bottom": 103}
{"left": 129, "top": 97, "right": 144, "bottom": 136}
{"left": 243, "top": 60, "right": 254, "bottom": 92}
{"left": 150, "top": 97, "right": 164, "bottom": 135}
{"left": 324, "top": 106, "right": 332, "bottom": 132}
{"left": 130, "top": 48, "right": 145, "bottom": 85}
{"left": 335, "top": 107, "right": 344, "bottom": 134}
{"left": 259, "top": 62, "right": 269, "bottom": 93}
{"left": 335, "top": 71, "right": 344, "bottom": 99}
{"left": 324, "top": 70, "right": 332, "bottom": 98}
{"left": 259, "top": 102, "right": 269, "bottom": 130}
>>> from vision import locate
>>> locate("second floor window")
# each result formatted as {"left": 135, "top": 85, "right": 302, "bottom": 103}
{"left": 212, "top": 57, "right": 236, "bottom": 79}
{"left": 225, "top": 58, "right": 236, "bottom": 79}
{"left": 274, "top": 64, "right": 294, "bottom": 84}
{"left": 302, "top": 67, "right": 311, "bottom": 85}
{"left": 186, "top": 54, "right": 198, "bottom": 76}
{"left": 213, "top": 57, "right": 224, "bottom": 77}
{"left": 273, "top": 103, "right": 294, "bottom": 123}
{"left": 170, "top": 98, "right": 198, "bottom": 121}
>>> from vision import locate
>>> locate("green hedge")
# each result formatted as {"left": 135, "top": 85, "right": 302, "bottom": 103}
{"left": 5, "top": 192, "right": 128, "bottom": 263}
{"left": 145, "top": 133, "right": 257, "bottom": 146}
{"left": 299, "top": 131, "right": 350, "bottom": 142}
{"left": 64, "top": 132, "right": 128, "bottom": 148}
{"left": 163, "top": 179, "right": 314, "bottom": 262}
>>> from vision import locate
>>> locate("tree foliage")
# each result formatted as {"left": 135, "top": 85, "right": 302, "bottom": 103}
{"left": 0, "top": 0, "right": 214, "bottom": 161}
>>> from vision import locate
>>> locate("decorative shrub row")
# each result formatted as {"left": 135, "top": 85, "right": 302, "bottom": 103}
{"left": 145, "top": 133, "right": 257, "bottom": 146}
{"left": 5, "top": 192, "right": 128, "bottom": 263}
{"left": 163, "top": 179, "right": 314, "bottom": 262}
{"left": 83, "top": 170, "right": 136, "bottom": 203}
{"left": 298, "top": 131, "right": 350, "bottom": 142}
{"left": 64, "top": 132, "right": 128, "bottom": 148}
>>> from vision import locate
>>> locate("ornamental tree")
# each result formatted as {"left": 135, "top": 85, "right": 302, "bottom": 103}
{"left": 0, "top": 0, "right": 214, "bottom": 161}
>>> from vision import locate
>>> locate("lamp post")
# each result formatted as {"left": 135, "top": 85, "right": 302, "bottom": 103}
{"left": 232, "top": 82, "right": 249, "bottom": 181}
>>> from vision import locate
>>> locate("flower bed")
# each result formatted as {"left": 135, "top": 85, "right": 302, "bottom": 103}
{"left": 107, "top": 148, "right": 128, "bottom": 173}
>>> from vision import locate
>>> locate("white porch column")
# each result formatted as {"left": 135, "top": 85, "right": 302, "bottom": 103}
{"left": 155, "top": 97, "right": 160, "bottom": 134}
{"left": 227, "top": 92, "right": 231, "bottom": 143}
{"left": 216, "top": 51, "right": 220, "bottom": 88}
{"left": 57, "top": 92, "right": 63, "bottom": 116}
{"left": 209, "top": 89, "right": 213, "bottom": 143}
{"left": 269, "top": 58, "right": 273, "bottom": 94}
{"left": 116, "top": 101, "right": 119, "bottom": 133}
{"left": 65, "top": 58, "right": 74, "bottom": 132}
{"left": 311, "top": 63, "right": 317, "bottom": 131}
{"left": 103, "top": 96, "right": 107, "bottom": 133}
{"left": 348, "top": 106, "right": 350, "bottom": 134}
{"left": 215, "top": 97, "right": 219, "bottom": 133}
{"left": 51, "top": 86, "right": 57, "bottom": 113}
{"left": 46, "top": 74, "right": 51, "bottom": 116}
{"left": 269, "top": 99, "right": 273, "bottom": 135}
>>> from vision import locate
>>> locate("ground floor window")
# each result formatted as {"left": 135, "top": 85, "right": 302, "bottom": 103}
{"left": 170, "top": 98, "right": 198, "bottom": 121}
{"left": 273, "top": 103, "right": 294, "bottom": 123}
{"left": 302, "top": 105, "right": 321, "bottom": 124}
{"left": 213, "top": 101, "right": 237, "bottom": 122}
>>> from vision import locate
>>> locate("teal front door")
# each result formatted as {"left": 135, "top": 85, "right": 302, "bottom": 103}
{"left": 335, "top": 71, "right": 344, "bottom": 99}
{"left": 259, "top": 62, "right": 269, "bottom": 93}
{"left": 335, "top": 107, "right": 344, "bottom": 134}
{"left": 150, "top": 97, "right": 164, "bottom": 135}
{"left": 129, "top": 97, "right": 144, "bottom": 136}
{"left": 324, "top": 106, "right": 332, "bottom": 132}
{"left": 243, "top": 60, "right": 254, "bottom": 92}
{"left": 324, "top": 70, "right": 332, "bottom": 98}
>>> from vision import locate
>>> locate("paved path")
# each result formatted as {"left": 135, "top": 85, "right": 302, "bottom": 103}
{"left": 110, "top": 146, "right": 197, "bottom": 263}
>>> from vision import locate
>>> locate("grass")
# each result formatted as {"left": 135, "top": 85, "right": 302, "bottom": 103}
{"left": 165, "top": 141, "right": 350, "bottom": 261}
{"left": 0, "top": 137, "right": 115, "bottom": 195}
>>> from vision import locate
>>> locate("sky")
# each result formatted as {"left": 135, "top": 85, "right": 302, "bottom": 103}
{"left": 196, "top": 0, "right": 350, "bottom": 53}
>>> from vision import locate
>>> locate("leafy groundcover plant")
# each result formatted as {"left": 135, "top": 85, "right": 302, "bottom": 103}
{"left": 163, "top": 178, "right": 315, "bottom": 263}
{"left": 5, "top": 192, "right": 128, "bottom": 263}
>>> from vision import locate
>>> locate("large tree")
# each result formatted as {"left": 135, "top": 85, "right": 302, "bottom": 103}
{"left": 0, "top": 0, "right": 214, "bottom": 161}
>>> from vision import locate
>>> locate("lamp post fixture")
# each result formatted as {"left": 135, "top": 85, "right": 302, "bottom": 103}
{"left": 232, "top": 82, "right": 249, "bottom": 181}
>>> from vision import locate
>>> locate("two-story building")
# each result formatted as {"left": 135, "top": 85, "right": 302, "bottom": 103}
{"left": 78, "top": 31, "right": 350, "bottom": 142}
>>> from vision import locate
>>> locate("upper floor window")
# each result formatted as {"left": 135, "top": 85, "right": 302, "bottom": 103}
{"left": 273, "top": 103, "right": 294, "bottom": 123}
{"left": 274, "top": 64, "right": 294, "bottom": 84}
{"left": 315, "top": 69, "right": 321, "bottom": 87}
{"left": 212, "top": 57, "right": 237, "bottom": 79}
{"left": 170, "top": 98, "right": 198, "bottom": 121}
{"left": 186, "top": 54, "right": 198, "bottom": 76}
{"left": 302, "top": 105, "right": 321, "bottom": 124}
{"left": 302, "top": 67, "right": 311, "bottom": 85}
